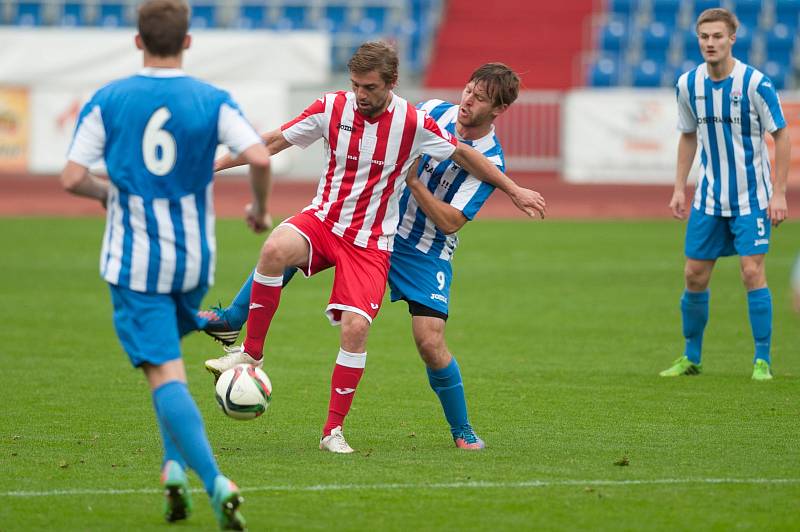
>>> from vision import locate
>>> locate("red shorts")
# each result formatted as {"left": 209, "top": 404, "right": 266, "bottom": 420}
{"left": 280, "top": 211, "right": 391, "bottom": 325}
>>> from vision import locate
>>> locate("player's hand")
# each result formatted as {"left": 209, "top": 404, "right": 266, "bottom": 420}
{"left": 245, "top": 203, "right": 273, "bottom": 233}
{"left": 669, "top": 189, "right": 686, "bottom": 219}
{"left": 767, "top": 192, "right": 788, "bottom": 227}
{"left": 510, "top": 186, "right": 546, "bottom": 219}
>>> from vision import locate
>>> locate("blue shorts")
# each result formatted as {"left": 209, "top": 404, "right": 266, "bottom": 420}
{"left": 685, "top": 208, "right": 771, "bottom": 260}
{"left": 108, "top": 284, "right": 207, "bottom": 367}
{"left": 388, "top": 244, "right": 452, "bottom": 316}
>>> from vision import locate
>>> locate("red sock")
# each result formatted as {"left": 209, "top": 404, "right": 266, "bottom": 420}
{"left": 242, "top": 272, "right": 283, "bottom": 360}
{"left": 323, "top": 349, "right": 366, "bottom": 436}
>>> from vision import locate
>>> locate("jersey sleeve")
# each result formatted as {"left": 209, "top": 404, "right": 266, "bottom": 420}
{"left": 66, "top": 98, "right": 106, "bottom": 168}
{"left": 217, "top": 100, "right": 262, "bottom": 156}
{"left": 753, "top": 77, "right": 787, "bottom": 133}
{"left": 792, "top": 254, "right": 800, "bottom": 294}
{"left": 417, "top": 112, "right": 457, "bottom": 161}
{"left": 675, "top": 76, "right": 697, "bottom": 133}
{"left": 280, "top": 96, "right": 327, "bottom": 148}
{"left": 451, "top": 153, "right": 503, "bottom": 220}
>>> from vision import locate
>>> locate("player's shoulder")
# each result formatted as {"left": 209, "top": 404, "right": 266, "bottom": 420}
{"left": 416, "top": 99, "right": 456, "bottom": 118}
{"left": 675, "top": 63, "right": 703, "bottom": 89}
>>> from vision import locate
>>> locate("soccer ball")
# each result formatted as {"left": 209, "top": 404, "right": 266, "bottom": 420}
{"left": 214, "top": 364, "right": 272, "bottom": 420}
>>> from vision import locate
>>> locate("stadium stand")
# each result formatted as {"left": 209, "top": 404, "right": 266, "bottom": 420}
{"left": 587, "top": 0, "right": 799, "bottom": 89}
{"left": 0, "top": 0, "right": 441, "bottom": 76}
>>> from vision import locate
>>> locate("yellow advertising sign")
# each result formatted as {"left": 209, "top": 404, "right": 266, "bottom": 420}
{"left": 0, "top": 87, "right": 29, "bottom": 172}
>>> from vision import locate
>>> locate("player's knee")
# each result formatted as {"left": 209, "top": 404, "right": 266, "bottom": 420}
{"left": 684, "top": 264, "right": 709, "bottom": 289}
{"left": 260, "top": 238, "right": 291, "bottom": 269}
{"left": 340, "top": 313, "right": 371, "bottom": 350}
{"left": 413, "top": 334, "right": 447, "bottom": 366}
{"left": 740, "top": 263, "right": 765, "bottom": 288}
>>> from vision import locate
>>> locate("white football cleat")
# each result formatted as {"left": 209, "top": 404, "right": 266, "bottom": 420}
{"left": 205, "top": 345, "right": 263, "bottom": 380}
{"left": 319, "top": 426, "right": 354, "bottom": 454}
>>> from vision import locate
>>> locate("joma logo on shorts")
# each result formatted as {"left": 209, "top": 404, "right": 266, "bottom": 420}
{"left": 754, "top": 238, "right": 769, "bottom": 246}
{"left": 430, "top": 294, "right": 448, "bottom": 303}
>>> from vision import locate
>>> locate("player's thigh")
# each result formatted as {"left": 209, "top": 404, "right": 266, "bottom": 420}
{"left": 259, "top": 225, "right": 312, "bottom": 270}
{"left": 685, "top": 209, "right": 735, "bottom": 260}
{"left": 388, "top": 249, "right": 452, "bottom": 317}
{"left": 108, "top": 285, "right": 182, "bottom": 367}
{"left": 327, "top": 244, "right": 391, "bottom": 325}
{"left": 730, "top": 209, "right": 771, "bottom": 257}
{"left": 277, "top": 212, "right": 336, "bottom": 275}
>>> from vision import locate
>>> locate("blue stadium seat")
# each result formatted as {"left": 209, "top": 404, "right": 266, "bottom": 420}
{"left": 277, "top": 5, "right": 311, "bottom": 30}
{"left": 15, "top": 2, "right": 43, "bottom": 26}
{"left": 761, "top": 61, "right": 789, "bottom": 90}
{"left": 631, "top": 59, "right": 664, "bottom": 87}
{"left": 60, "top": 2, "right": 88, "bottom": 26}
{"left": 321, "top": 4, "right": 350, "bottom": 32}
{"left": 732, "top": 0, "right": 762, "bottom": 29}
{"left": 237, "top": 4, "right": 267, "bottom": 29}
{"left": 599, "top": 18, "right": 628, "bottom": 54}
{"left": 692, "top": 0, "right": 723, "bottom": 19}
{"left": 732, "top": 23, "right": 754, "bottom": 56}
{"left": 775, "top": 0, "right": 800, "bottom": 29}
{"left": 99, "top": 3, "right": 126, "bottom": 27}
{"left": 651, "top": 0, "right": 680, "bottom": 27}
{"left": 764, "top": 23, "right": 795, "bottom": 65}
{"left": 191, "top": 4, "right": 216, "bottom": 29}
{"left": 608, "top": 0, "right": 639, "bottom": 21}
{"left": 588, "top": 57, "right": 621, "bottom": 86}
{"left": 361, "top": 6, "right": 389, "bottom": 33}
{"left": 682, "top": 29, "right": 704, "bottom": 63}
{"left": 641, "top": 22, "right": 672, "bottom": 62}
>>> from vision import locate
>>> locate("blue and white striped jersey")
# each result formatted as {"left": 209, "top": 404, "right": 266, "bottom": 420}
{"left": 676, "top": 59, "right": 786, "bottom": 217}
{"left": 68, "top": 68, "right": 262, "bottom": 293}
{"left": 395, "top": 99, "right": 503, "bottom": 260}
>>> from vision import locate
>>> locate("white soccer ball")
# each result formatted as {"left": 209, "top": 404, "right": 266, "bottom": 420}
{"left": 215, "top": 364, "right": 272, "bottom": 420}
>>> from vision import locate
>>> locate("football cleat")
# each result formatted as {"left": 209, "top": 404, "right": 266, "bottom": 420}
{"left": 319, "top": 426, "right": 355, "bottom": 454}
{"left": 751, "top": 359, "right": 773, "bottom": 381}
{"left": 659, "top": 356, "right": 702, "bottom": 377}
{"left": 197, "top": 306, "right": 242, "bottom": 347}
{"left": 205, "top": 345, "right": 263, "bottom": 381}
{"left": 211, "top": 476, "right": 246, "bottom": 531}
{"left": 161, "top": 460, "right": 192, "bottom": 522}
{"left": 452, "top": 425, "right": 485, "bottom": 450}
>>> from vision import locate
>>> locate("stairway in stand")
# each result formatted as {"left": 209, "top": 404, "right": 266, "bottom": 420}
{"left": 424, "top": 0, "right": 595, "bottom": 89}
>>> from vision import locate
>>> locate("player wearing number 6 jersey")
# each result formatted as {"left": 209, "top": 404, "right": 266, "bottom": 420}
{"left": 662, "top": 8, "right": 790, "bottom": 380}
{"left": 61, "top": 1, "right": 271, "bottom": 528}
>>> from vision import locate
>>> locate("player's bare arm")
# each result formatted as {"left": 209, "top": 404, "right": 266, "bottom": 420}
{"left": 404, "top": 160, "right": 467, "bottom": 234}
{"left": 215, "top": 129, "right": 292, "bottom": 172}
{"left": 768, "top": 127, "right": 790, "bottom": 226}
{"left": 242, "top": 142, "right": 273, "bottom": 233}
{"left": 450, "top": 142, "right": 546, "bottom": 218}
{"left": 670, "top": 131, "right": 698, "bottom": 220}
{"left": 60, "top": 160, "right": 110, "bottom": 206}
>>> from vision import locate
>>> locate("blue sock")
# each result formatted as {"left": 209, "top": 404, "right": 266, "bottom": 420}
{"left": 153, "top": 400, "right": 186, "bottom": 470}
{"left": 681, "top": 289, "right": 709, "bottom": 364}
{"left": 427, "top": 357, "right": 469, "bottom": 436}
{"left": 152, "top": 381, "right": 220, "bottom": 495}
{"left": 747, "top": 287, "right": 772, "bottom": 364}
{"left": 225, "top": 267, "right": 297, "bottom": 330}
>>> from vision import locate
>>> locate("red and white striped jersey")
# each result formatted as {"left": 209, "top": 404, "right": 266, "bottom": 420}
{"left": 281, "top": 91, "right": 458, "bottom": 251}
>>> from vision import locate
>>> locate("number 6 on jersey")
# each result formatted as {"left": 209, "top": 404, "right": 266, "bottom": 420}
{"left": 143, "top": 107, "right": 177, "bottom": 176}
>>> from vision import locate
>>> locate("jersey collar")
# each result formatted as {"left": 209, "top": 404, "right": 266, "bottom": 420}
{"left": 138, "top": 67, "right": 186, "bottom": 78}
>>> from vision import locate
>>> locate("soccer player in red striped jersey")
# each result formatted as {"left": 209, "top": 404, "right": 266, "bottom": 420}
{"left": 206, "top": 41, "right": 546, "bottom": 453}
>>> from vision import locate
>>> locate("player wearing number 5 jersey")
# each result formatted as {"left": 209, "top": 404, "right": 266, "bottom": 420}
{"left": 61, "top": 1, "right": 271, "bottom": 528}
{"left": 662, "top": 8, "right": 790, "bottom": 380}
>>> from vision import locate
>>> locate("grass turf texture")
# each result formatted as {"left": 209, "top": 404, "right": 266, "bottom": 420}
{"left": 1, "top": 218, "right": 798, "bottom": 531}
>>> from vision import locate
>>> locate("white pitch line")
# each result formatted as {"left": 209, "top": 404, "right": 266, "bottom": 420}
{"left": 3, "top": 478, "right": 800, "bottom": 498}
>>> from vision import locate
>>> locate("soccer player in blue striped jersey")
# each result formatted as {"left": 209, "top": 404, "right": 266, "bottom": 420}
{"left": 197, "top": 63, "right": 537, "bottom": 449}
{"left": 661, "top": 8, "right": 790, "bottom": 381}
{"left": 60, "top": 0, "right": 271, "bottom": 527}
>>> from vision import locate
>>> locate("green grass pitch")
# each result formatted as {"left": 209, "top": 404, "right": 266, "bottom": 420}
{"left": 1, "top": 217, "right": 799, "bottom": 530}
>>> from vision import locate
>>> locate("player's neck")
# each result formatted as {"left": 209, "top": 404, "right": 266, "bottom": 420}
{"left": 706, "top": 56, "right": 735, "bottom": 81}
{"left": 455, "top": 121, "right": 492, "bottom": 141}
{"left": 142, "top": 51, "right": 183, "bottom": 69}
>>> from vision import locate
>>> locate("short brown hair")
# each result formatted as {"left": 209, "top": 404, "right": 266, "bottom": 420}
{"left": 137, "top": 0, "right": 189, "bottom": 57}
{"left": 347, "top": 41, "right": 399, "bottom": 85}
{"left": 696, "top": 7, "right": 739, "bottom": 35}
{"left": 469, "top": 63, "right": 520, "bottom": 108}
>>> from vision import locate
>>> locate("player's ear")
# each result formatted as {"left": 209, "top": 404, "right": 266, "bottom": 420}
{"left": 134, "top": 34, "right": 145, "bottom": 51}
{"left": 183, "top": 34, "right": 192, "bottom": 50}
{"left": 491, "top": 104, "right": 509, "bottom": 119}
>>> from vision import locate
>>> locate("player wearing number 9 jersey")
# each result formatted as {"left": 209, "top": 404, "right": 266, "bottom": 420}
{"left": 662, "top": 8, "right": 790, "bottom": 381}
{"left": 61, "top": 0, "right": 271, "bottom": 528}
